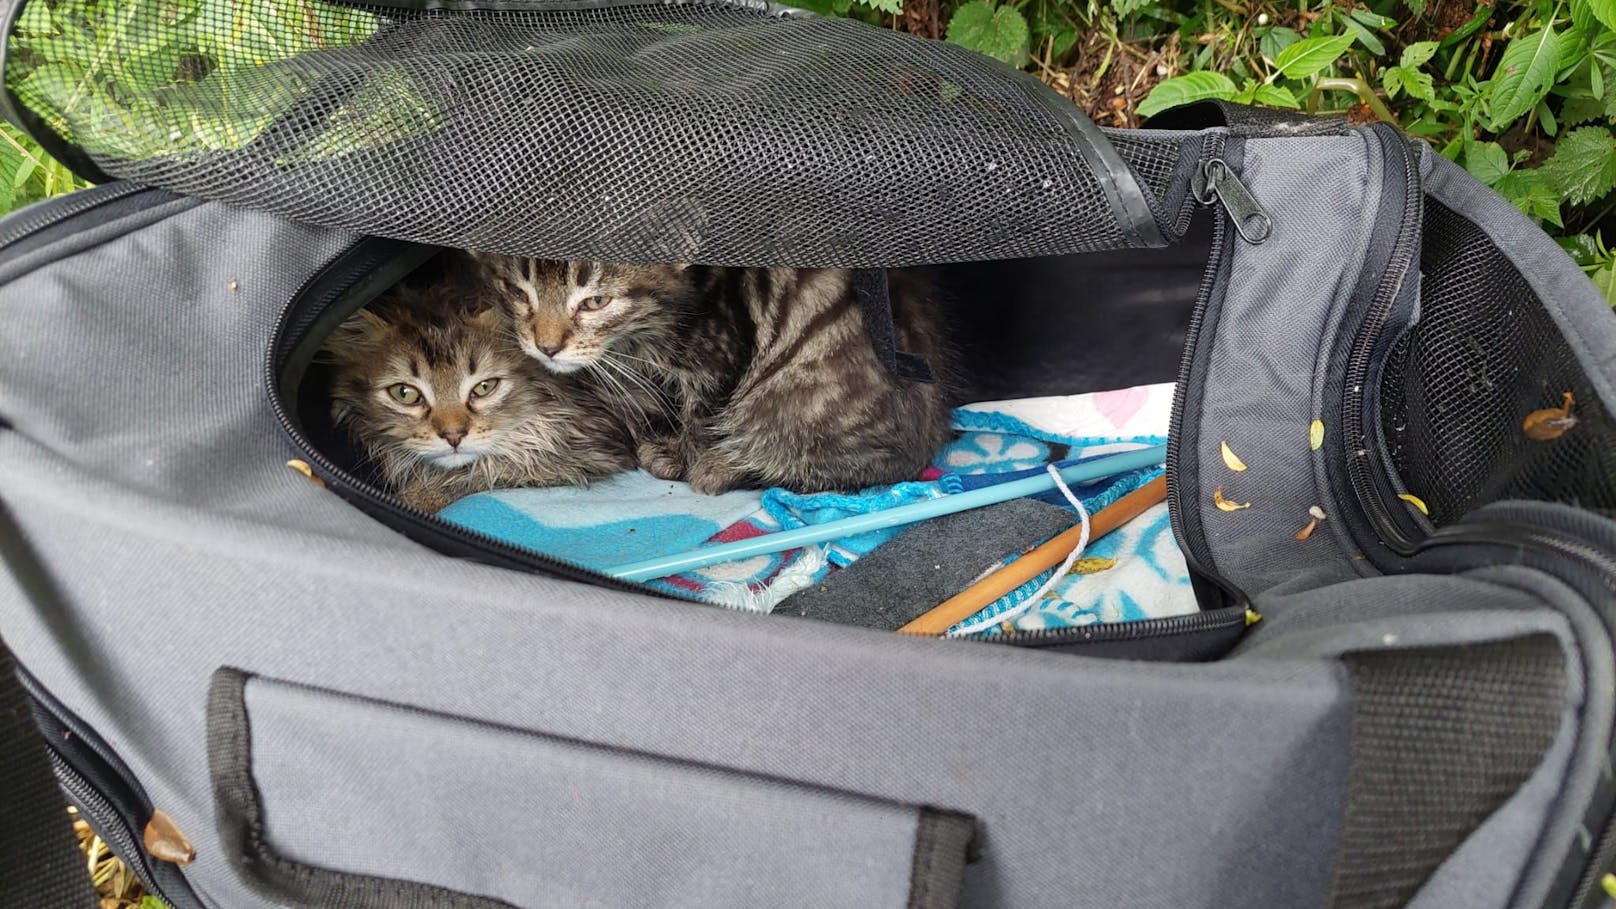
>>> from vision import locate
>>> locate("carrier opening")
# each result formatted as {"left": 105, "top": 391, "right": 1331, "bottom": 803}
{"left": 273, "top": 217, "right": 1246, "bottom": 658}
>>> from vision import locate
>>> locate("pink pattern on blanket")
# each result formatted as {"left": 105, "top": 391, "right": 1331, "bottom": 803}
{"left": 1091, "top": 385, "right": 1150, "bottom": 429}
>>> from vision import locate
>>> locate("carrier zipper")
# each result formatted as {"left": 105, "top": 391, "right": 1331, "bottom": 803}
{"left": 1191, "top": 156, "right": 1272, "bottom": 245}
{"left": 1165, "top": 131, "right": 1249, "bottom": 608}
{"left": 0, "top": 181, "right": 153, "bottom": 250}
{"left": 1339, "top": 123, "right": 1424, "bottom": 556}
{"left": 995, "top": 604, "right": 1250, "bottom": 648}
{"left": 19, "top": 670, "right": 205, "bottom": 909}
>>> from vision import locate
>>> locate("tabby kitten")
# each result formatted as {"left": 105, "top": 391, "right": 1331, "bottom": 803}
{"left": 322, "top": 281, "right": 636, "bottom": 513}
{"left": 473, "top": 257, "right": 952, "bottom": 495}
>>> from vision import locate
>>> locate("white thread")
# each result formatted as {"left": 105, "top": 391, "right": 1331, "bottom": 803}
{"left": 947, "top": 463, "right": 1092, "bottom": 637}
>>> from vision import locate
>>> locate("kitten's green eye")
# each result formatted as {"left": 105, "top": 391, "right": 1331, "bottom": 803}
{"left": 577, "top": 295, "right": 611, "bottom": 312}
{"left": 470, "top": 378, "right": 500, "bottom": 398}
{"left": 387, "top": 383, "right": 422, "bottom": 405}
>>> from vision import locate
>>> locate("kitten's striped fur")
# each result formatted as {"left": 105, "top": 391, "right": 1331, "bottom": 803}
{"left": 322, "top": 280, "right": 636, "bottom": 512}
{"left": 475, "top": 256, "right": 953, "bottom": 494}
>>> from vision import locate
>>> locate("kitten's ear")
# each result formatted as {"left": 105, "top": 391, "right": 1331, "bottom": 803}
{"left": 325, "top": 306, "right": 392, "bottom": 359}
{"left": 468, "top": 305, "right": 506, "bottom": 331}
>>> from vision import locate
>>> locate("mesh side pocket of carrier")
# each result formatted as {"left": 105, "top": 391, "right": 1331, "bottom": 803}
{"left": 1327, "top": 634, "right": 1567, "bottom": 908}
{"left": 1380, "top": 198, "right": 1616, "bottom": 525}
{"left": 0, "top": 0, "right": 1164, "bottom": 266}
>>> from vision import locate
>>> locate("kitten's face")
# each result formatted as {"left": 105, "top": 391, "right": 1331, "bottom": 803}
{"left": 476, "top": 256, "right": 692, "bottom": 373}
{"left": 326, "top": 297, "right": 543, "bottom": 471}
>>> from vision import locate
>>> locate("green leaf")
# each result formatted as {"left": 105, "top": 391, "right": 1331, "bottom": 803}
{"left": 1112, "top": 0, "right": 1160, "bottom": 17}
{"left": 1585, "top": 0, "right": 1616, "bottom": 35}
{"left": 140, "top": 895, "right": 173, "bottom": 909}
{"left": 1136, "top": 71, "right": 1239, "bottom": 118}
{"left": 1494, "top": 169, "right": 1564, "bottom": 226}
{"left": 1340, "top": 16, "right": 1385, "bottom": 56}
{"left": 1383, "top": 65, "right": 1435, "bottom": 100}
{"left": 1463, "top": 140, "right": 1510, "bottom": 186}
{"left": 1349, "top": 7, "right": 1397, "bottom": 29}
{"left": 1271, "top": 34, "right": 1356, "bottom": 81}
{"left": 1540, "top": 125, "right": 1616, "bottom": 205}
{"left": 856, "top": 0, "right": 902, "bottom": 14}
{"left": 1259, "top": 26, "right": 1301, "bottom": 64}
{"left": 1487, "top": 27, "right": 1565, "bottom": 130}
{"left": 1401, "top": 40, "right": 1440, "bottom": 68}
{"left": 1557, "top": 232, "right": 1604, "bottom": 265}
{"left": 945, "top": 1, "right": 1030, "bottom": 66}
{"left": 1405, "top": 0, "right": 1427, "bottom": 14}
{"left": 1252, "top": 83, "right": 1301, "bottom": 108}
{"left": 1593, "top": 266, "right": 1616, "bottom": 308}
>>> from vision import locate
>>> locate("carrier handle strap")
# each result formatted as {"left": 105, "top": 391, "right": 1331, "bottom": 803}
{"left": 0, "top": 630, "right": 100, "bottom": 906}
{"left": 852, "top": 268, "right": 934, "bottom": 383}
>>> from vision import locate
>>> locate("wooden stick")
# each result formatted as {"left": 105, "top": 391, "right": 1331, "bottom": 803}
{"left": 897, "top": 474, "right": 1169, "bottom": 636}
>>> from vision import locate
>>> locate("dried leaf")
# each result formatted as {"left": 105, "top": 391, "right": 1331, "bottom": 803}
{"left": 1071, "top": 557, "right": 1117, "bottom": 574}
{"left": 1213, "top": 485, "right": 1251, "bottom": 511}
{"left": 1309, "top": 420, "right": 1325, "bottom": 451}
{"left": 285, "top": 459, "right": 325, "bottom": 488}
{"left": 143, "top": 809, "right": 196, "bottom": 866}
{"left": 1523, "top": 391, "right": 1578, "bottom": 441}
{"left": 1295, "top": 517, "right": 1319, "bottom": 540}
{"left": 1220, "top": 441, "right": 1248, "bottom": 472}
{"left": 1398, "top": 493, "right": 1430, "bottom": 515}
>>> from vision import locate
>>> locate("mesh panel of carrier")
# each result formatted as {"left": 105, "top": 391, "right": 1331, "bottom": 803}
{"left": 1380, "top": 199, "right": 1616, "bottom": 525}
{"left": 2, "top": 0, "right": 1163, "bottom": 266}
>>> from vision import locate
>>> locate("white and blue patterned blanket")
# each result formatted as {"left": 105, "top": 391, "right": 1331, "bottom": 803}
{"left": 439, "top": 383, "right": 1197, "bottom": 630}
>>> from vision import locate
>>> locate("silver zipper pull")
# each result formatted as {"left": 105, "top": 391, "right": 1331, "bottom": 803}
{"left": 1193, "top": 158, "right": 1272, "bottom": 244}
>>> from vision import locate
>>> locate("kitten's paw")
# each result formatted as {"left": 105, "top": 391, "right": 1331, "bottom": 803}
{"left": 637, "top": 438, "right": 687, "bottom": 481}
{"left": 686, "top": 451, "right": 746, "bottom": 495}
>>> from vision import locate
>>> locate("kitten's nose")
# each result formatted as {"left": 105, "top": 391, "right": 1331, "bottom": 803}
{"left": 538, "top": 342, "right": 564, "bottom": 357}
{"left": 440, "top": 429, "right": 466, "bottom": 449}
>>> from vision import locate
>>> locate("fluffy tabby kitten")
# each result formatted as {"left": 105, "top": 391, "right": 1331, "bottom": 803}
{"left": 322, "top": 281, "right": 636, "bottom": 512}
{"left": 473, "top": 257, "right": 952, "bottom": 494}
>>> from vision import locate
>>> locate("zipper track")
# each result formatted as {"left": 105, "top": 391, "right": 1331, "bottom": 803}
{"left": 266, "top": 241, "right": 659, "bottom": 597}
{"left": 1340, "top": 125, "right": 1423, "bottom": 555}
{"left": 0, "top": 181, "right": 152, "bottom": 250}
{"left": 1165, "top": 130, "right": 1247, "bottom": 606}
{"left": 998, "top": 603, "right": 1247, "bottom": 647}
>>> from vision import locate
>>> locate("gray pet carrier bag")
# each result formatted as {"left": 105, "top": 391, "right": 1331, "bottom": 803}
{"left": 1, "top": 1, "right": 1615, "bottom": 907}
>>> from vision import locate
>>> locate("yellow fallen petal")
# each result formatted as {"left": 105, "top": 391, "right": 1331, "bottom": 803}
{"left": 1309, "top": 420, "right": 1324, "bottom": 451}
{"left": 1295, "top": 517, "right": 1319, "bottom": 540}
{"left": 1213, "top": 485, "right": 1251, "bottom": 511}
{"left": 1220, "top": 441, "right": 1248, "bottom": 472}
{"left": 1398, "top": 493, "right": 1429, "bottom": 515}
{"left": 1071, "top": 557, "right": 1117, "bottom": 575}
{"left": 1244, "top": 608, "right": 1263, "bottom": 626}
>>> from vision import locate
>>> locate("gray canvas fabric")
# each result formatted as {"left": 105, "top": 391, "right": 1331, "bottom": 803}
{"left": 1189, "top": 133, "right": 1382, "bottom": 596}
{"left": 0, "top": 195, "right": 1362, "bottom": 908}
{"left": 241, "top": 674, "right": 929, "bottom": 908}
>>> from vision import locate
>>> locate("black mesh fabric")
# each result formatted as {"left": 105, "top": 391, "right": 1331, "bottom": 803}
{"left": 1380, "top": 199, "right": 1616, "bottom": 525}
{"left": 1327, "top": 635, "right": 1567, "bottom": 909}
{"left": 2, "top": 0, "right": 1162, "bottom": 266}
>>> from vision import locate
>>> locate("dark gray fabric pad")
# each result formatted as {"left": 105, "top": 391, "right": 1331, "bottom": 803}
{"left": 773, "top": 498, "right": 1075, "bottom": 629}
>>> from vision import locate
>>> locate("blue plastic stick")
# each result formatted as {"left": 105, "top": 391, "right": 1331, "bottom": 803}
{"left": 606, "top": 444, "right": 1167, "bottom": 582}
